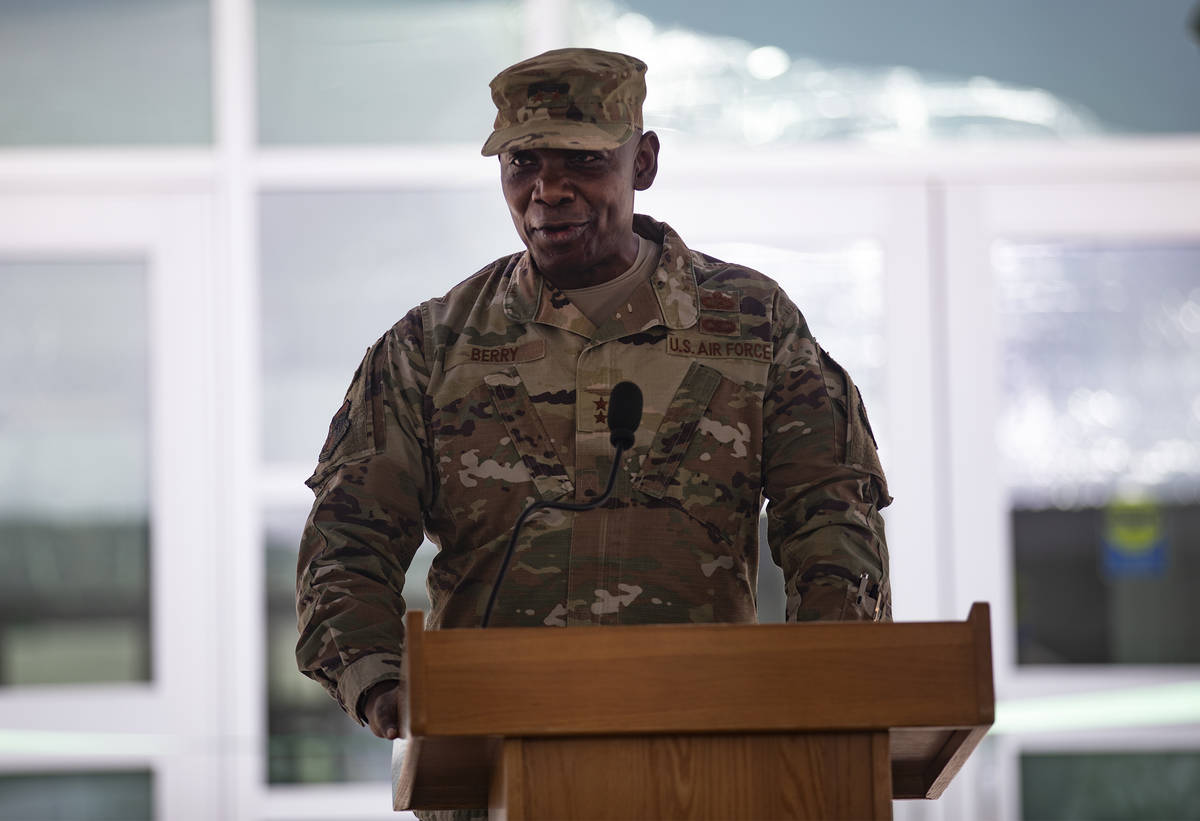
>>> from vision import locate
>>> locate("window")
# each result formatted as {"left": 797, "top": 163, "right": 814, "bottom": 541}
{"left": 0, "top": 260, "right": 151, "bottom": 685}
{"left": 256, "top": 0, "right": 523, "bottom": 144}
{"left": 1022, "top": 751, "right": 1200, "bottom": 820}
{"left": 0, "top": 0, "right": 210, "bottom": 145}
{"left": 0, "top": 770, "right": 153, "bottom": 821}
{"left": 706, "top": 240, "right": 887, "bottom": 624}
{"left": 996, "top": 242, "right": 1200, "bottom": 664}
{"left": 259, "top": 188, "right": 514, "bottom": 782}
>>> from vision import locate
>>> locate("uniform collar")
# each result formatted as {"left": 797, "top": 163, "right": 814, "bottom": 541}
{"left": 502, "top": 214, "right": 700, "bottom": 337}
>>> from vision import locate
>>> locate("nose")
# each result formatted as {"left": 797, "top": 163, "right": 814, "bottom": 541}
{"left": 533, "top": 166, "right": 575, "bottom": 206}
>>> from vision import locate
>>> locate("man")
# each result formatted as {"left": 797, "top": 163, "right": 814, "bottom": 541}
{"left": 296, "top": 47, "right": 891, "bottom": 749}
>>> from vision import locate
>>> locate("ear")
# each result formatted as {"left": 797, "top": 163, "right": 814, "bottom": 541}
{"left": 632, "top": 131, "right": 660, "bottom": 192}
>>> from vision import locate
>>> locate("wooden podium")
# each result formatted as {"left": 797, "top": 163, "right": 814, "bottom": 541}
{"left": 393, "top": 604, "right": 993, "bottom": 819}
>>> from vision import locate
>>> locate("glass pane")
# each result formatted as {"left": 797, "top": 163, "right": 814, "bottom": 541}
{"left": 260, "top": 188, "right": 520, "bottom": 782}
{"left": 0, "top": 260, "right": 151, "bottom": 685}
{"left": 0, "top": 770, "right": 153, "bottom": 821}
{"left": 260, "top": 189, "right": 517, "bottom": 464}
{"left": 699, "top": 241, "right": 886, "bottom": 625}
{"left": 256, "top": 0, "right": 523, "bottom": 144}
{"left": 570, "top": 2, "right": 1105, "bottom": 144}
{"left": 265, "top": 506, "right": 435, "bottom": 784}
{"left": 702, "top": 240, "right": 887, "bottom": 437}
{"left": 0, "top": 0, "right": 211, "bottom": 145}
{"left": 1022, "top": 751, "right": 1200, "bottom": 820}
{"left": 996, "top": 241, "right": 1200, "bottom": 664}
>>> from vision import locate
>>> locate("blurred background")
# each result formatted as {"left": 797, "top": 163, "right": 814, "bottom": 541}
{"left": 1, "top": 0, "right": 1198, "bottom": 818}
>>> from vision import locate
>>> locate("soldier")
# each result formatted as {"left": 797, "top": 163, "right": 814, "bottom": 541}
{"left": 297, "top": 46, "right": 891, "bottom": 763}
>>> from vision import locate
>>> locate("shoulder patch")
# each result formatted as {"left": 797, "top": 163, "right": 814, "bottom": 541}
{"left": 319, "top": 399, "right": 352, "bottom": 461}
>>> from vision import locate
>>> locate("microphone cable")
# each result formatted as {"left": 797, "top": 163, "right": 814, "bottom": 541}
{"left": 480, "top": 381, "right": 642, "bottom": 628}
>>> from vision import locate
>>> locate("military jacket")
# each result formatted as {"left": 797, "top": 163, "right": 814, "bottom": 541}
{"left": 296, "top": 215, "right": 893, "bottom": 725}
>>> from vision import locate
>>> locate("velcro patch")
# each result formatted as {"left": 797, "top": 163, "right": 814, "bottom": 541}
{"left": 319, "top": 399, "right": 352, "bottom": 461}
{"left": 446, "top": 339, "right": 546, "bottom": 369}
{"left": 666, "top": 333, "right": 772, "bottom": 363}
{"left": 698, "top": 287, "right": 739, "bottom": 312}
{"left": 698, "top": 315, "right": 740, "bottom": 336}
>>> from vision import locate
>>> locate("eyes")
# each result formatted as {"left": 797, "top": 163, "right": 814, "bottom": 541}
{"left": 506, "top": 150, "right": 606, "bottom": 170}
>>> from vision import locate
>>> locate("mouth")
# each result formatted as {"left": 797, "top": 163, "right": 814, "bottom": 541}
{"left": 532, "top": 221, "right": 588, "bottom": 244}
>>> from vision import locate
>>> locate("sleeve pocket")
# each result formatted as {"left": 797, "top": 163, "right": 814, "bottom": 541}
{"left": 305, "top": 343, "right": 384, "bottom": 492}
{"left": 822, "top": 350, "right": 891, "bottom": 506}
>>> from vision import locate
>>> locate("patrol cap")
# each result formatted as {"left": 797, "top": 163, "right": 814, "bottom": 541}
{"left": 481, "top": 47, "right": 647, "bottom": 157}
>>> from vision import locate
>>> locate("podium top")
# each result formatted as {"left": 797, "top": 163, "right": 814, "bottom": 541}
{"left": 396, "top": 603, "right": 994, "bottom": 807}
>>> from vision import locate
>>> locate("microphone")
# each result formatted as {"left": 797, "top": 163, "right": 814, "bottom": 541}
{"left": 481, "top": 381, "right": 643, "bottom": 628}
{"left": 607, "top": 380, "right": 642, "bottom": 450}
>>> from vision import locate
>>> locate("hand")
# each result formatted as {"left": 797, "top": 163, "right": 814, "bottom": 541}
{"left": 362, "top": 680, "right": 404, "bottom": 740}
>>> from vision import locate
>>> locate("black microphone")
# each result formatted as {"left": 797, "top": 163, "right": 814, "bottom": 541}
{"left": 607, "top": 380, "right": 642, "bottom": 450}
{"left": 481, "top": 381, "right": 643, "bottom": 628}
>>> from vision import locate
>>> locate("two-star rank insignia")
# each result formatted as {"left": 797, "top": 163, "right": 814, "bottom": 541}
{"left": 593, "top": 396, "right": 607, "bottom": 425}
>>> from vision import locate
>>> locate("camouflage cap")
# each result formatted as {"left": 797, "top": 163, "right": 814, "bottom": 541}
{"left": 481, "top": 47, "right": 647, "bottom": 157}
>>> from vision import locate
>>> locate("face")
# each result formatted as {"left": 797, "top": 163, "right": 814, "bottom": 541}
{"left": 499, "top": 132, "right": 659, "bottom": 289}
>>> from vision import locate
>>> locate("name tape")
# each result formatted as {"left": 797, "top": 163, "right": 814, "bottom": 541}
{"left": 447, "top": 338, "right": 546, "bottom": 369}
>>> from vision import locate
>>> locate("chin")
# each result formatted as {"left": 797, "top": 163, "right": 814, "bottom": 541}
{"left": 533, "top": 249, "right": 587, "bottom": 279}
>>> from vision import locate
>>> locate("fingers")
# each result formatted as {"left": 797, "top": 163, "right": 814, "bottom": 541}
{"left": 364, "top": 681, "right": 402, "bottom": 740}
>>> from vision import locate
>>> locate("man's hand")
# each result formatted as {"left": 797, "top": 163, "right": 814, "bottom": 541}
{"left": 362, "top": 680, "right": 403, "bottom": 740}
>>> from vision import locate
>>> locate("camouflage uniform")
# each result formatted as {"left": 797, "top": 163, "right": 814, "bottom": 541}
{"left": 296, "top": 213, "right": 893, "bottom": 729}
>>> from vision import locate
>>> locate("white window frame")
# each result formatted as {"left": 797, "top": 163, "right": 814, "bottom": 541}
{"left": 0, "top": 189, "right": 223, "bottom": 821}
{"left": 942, "top": 174, "right": 1200, "bottom": 820}
{"left": 641, "top": 168, "right": 940, "bottom": 622}
{"left": 943, "top": 175, "right": 1200, "bottom": 698}
{"left": 0, "top": 0, "right": 1198, "bottom": 817}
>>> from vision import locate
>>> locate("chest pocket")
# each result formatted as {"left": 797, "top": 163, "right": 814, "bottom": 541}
{"left": 428, "top": 368, "right": 572, "bottom": 549}
{"left": 633, "top": 362, "right": 764, "bottom": 546}
{"left": 431, "top": 367, "right": 572, "bottom": 502}
{"left": 482, "top": 369, "right": 573, "bottom": 501}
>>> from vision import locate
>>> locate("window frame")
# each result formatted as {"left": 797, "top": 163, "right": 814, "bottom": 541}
{"left": 0, "top": 190, "right": 222, "bottom": 821}
{"left": 943, "top": 177, "right": 1200, "bottom": 701}
{"left": 0, "top": 0, "right": 1197, "bottom": 816}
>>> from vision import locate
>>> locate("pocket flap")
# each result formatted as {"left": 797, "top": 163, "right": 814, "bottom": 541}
{"left": 633, "top": 362, "right": 723, "bottom": 499}
{"left": 485, "top": 369, "right": 573, "bottom": 501}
